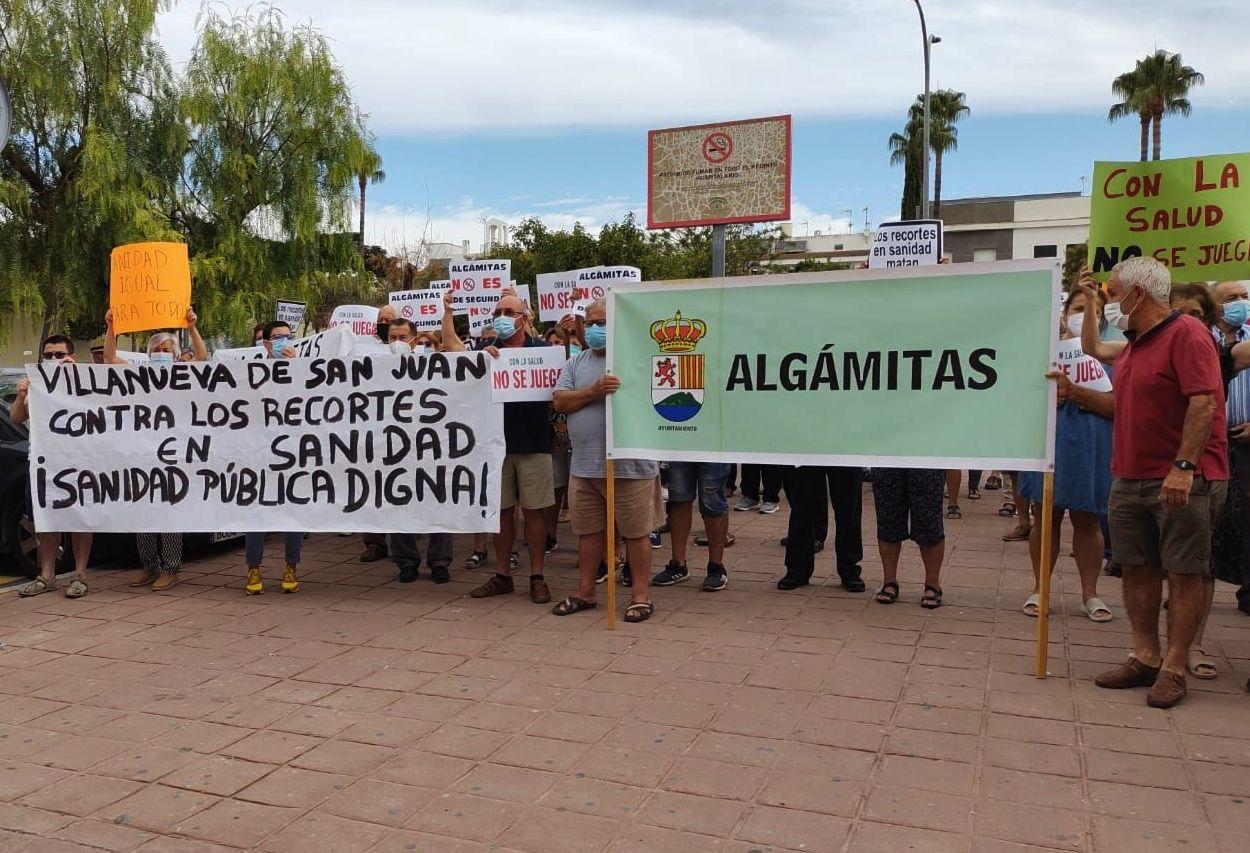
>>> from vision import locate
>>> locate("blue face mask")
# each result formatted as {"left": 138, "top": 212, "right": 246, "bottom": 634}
{"left": 149, "top": 351, "right": 174, "bottom": 365}
{"left": 1223, "top": 299, "right": 1250, "bottom": 327}
{"left": 568, "top": 343, "right": 582, "bottom": 356}
{"left": 584, "top": 324, "right": 607, "bottom": 351}
{"left": 492, "top": 316, "right": 516, "bottom": 340}
{"left": 270, "top": 337, "right": 291, "bottom": 358}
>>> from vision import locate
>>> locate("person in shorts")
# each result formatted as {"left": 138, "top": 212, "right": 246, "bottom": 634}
{"left": 550, "top": 298, "right": 659, "bottom": 622}
{"left": 653, "top": 461, "right": 732, "bottom": 591}
{"left": 871, "top": 468, "right": 946, "bottom": 608}
{"left": 445, "top": 289, "right": 555, "bottom": 603}
{"left": 1094, "top": 257, "right": 1229, "bottom": 709}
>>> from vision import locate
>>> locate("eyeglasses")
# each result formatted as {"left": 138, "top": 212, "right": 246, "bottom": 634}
{"left": 491, "top": 308, "right": 521, "bottom": 318}
{"left": 42, "top": 351, "right": 69, "bottom": 360}
{"left": 585, "top": 320, "right": 606, "bottom": 328}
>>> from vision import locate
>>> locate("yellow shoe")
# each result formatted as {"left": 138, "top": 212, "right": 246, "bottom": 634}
{"left": 245, "top": 566, "right": 264, "bottom": 595}
{"left": 281, "top": 564, "right": 299, "bottom": 594}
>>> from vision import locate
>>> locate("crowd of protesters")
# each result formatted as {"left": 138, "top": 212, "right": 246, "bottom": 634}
{"left": 9, "top": 256, "right": 1250, "bottom": 707}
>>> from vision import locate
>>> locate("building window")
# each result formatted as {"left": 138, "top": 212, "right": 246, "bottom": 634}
{"left": 973, "top": 248, "right": 998, "bottom": 263}
{"left": 1033, "top": 244, "right": 1058, "bottom": 258}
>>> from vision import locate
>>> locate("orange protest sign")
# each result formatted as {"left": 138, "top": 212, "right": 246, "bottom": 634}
{"left": 109, "top": 242, "right": 192, "bottom": 334}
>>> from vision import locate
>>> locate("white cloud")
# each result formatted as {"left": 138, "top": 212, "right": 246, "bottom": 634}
{"left": 156, "top": 0, "right": 1248, "bottom": 133}
{"left": 361, "top": 196, "right": 855, "bottom": 256}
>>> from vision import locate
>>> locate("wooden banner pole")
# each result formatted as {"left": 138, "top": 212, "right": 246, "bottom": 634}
{"left": 1034, "top": 470, "right": 1056, "bottom": 678}
{"left": 605, "top": 459, "right": 617, "bottom": 630}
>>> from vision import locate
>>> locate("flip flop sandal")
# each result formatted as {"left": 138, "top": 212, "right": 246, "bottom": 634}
{"left": 624, "top": 602, "right": 653, "bottom": 623}
{"left": 875, "top": 581, "right": 900, "bottom": 604}
{"left": 921, "top": 585, "right": 944, "bottom": 609}
{"left": 1022, "top": 592, "right": 1043, "bottom": 617}
{"left": 998, "top": 502, "right": 1017, "bottom": 517}
{"left": 946, "top": 505, "right": 962, "bottom": 519}
{"left": 18, "top": 577, "right": 58, "bottom": 597}
{"left": 64, "top": 577, "right": 89, "bottom": 599}
{"left": 1187, "top": 649, "right": 1218, "bottom": 680}
{"left": 551, "top": 596, "right": 597, "bottom": 616}
{"left": 985, "top": 474, "right": 1003, "bottom": 490}
{"left": 464, "top": 550, "right": 487, "bottom": 569}
{"left": 1083, "top": 597, "right": 1113, "bottom": 623}
{"left": 968, "top": 488, "right": 981, "bottom": 500}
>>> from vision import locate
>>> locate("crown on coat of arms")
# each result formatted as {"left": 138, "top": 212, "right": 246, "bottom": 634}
{"left": 649, "top": 311, "right": 707, "bottom": 353}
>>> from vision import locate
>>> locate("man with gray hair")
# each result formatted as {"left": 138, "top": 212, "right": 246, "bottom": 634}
{"left": 1095, "top": 256, "right": 1228, "bottom": 709}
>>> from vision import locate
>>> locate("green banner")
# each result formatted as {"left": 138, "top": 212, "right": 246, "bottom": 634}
{"left": 607, "top": 263, "right": 1058, "bottom": 471}
{"left": 1088, "top": 153, "right": 1250, "bottom": 281}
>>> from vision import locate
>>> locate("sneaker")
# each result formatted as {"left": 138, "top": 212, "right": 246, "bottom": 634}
{"left": 759, "top": 501, "right": 780, "bottom": 514}
{"left": 471, "top": 573, "right": 515, "bottom": 598}
{"left": 431, "top": 565, "right": 451, "bottom": 584}
{"left": 129, "top": 569, "right": 158, "bottom": 587}
{"left": 152, "top": 573, "right": 179, "bottom": 592}
{"left": 245, "top": 566, "right": 264, "bottom": 595}
{"left": 702, "top": 564, "right": 728, "bottom": 592}
{"left": 545, "top": 536, "right": 558, "bottom": 554}
{"left": 281, "top": 564, "right": 299, "bottom": 594}
{"left": 620, "top": 562, "right": 633, "bottom": 587}
{"left": 596, "top": 561, "right": 608, "bottom": 584}
{"left": 653, "top": 560, "right": 689, "bottom": 586}
{"left": 649, "top": 531, "right": 662, "bottom": 549}
{"left": 734, "top": 496, "right": 760, "bottom": 511}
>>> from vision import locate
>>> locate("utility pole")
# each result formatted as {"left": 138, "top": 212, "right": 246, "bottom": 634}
{"left": 909, "top": 1, "right": 937, "bottom": 220}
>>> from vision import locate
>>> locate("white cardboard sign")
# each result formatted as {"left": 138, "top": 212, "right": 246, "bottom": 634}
{"left": 450, "top": 259, "right": 510, "bottom": 321}
{"left": 536, "top": 271, "right": 579, "bottom": 323}
{"left": 328, "top": 304, "right": 380, "bottom": 338}
{"left": 869, "top": 220, "right": 943, "bottom": 269}
{"left": 390, "top": 283, "right": 449, "bottom": 332}
{"left": 26, "top": 353, "right": 505, "bottom": 533}
{"left": 573, "top": 266, "right": 641, "bottom": 316}
{"left": 276, "top": 300, "right": 307, "bottom": 330}
{"left": 1056, "top": 338, "right": 1113, "bottom": 392}
{"left": 489, "top": 346, "right": 568, "bottom": 403}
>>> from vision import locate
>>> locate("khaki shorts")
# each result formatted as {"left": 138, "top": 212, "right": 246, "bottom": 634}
{"left": 570, "top": 476, "right": 662, "bottom": 540}
{"left": 501, "top": 453, "right": 556, "bottom": 510}
{"left": 1108, "top": 476, "right": 1227, "bottom": 575}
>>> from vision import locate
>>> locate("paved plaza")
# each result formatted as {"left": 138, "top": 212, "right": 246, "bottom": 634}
{"left": 0, "top": 491, "right": 1248, "bottom": 852}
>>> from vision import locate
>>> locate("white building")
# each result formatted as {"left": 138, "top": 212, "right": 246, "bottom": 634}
{"left": 940, "top": 192, "right": 1090, "bottom": 263}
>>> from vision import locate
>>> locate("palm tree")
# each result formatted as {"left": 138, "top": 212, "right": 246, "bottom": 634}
{"left": 348, "top": 120, "right": 385, "bottom": 257}
{"left": 924, "top": 90, "right": 969, "bottom": 217}
{"left": 888, "top": 116, "right": 923, "bottom": 220}
{"left": 1108, "top": 51, "right": 1203, "bottom": 161}
{"left": 1109, "top": 65, "right": 1151, "bottom": 162}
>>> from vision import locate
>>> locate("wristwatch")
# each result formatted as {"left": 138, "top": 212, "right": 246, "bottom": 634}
{"left": 1173, "top": 459, "right": 1197, "bottom": 472}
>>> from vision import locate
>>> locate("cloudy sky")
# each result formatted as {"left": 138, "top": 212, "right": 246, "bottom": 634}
{"left": 157, "top": 0, "right": 1250, "bottom": 252}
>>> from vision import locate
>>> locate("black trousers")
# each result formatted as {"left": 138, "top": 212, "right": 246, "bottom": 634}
{"left": 1234, "top": 443, "right": 1250, "bottom": 610}
{"left": 782, "top": 466, "right": 863, "bottom": 582}
{"left": 741, "top": 464, "right": 783, "bottom": 503}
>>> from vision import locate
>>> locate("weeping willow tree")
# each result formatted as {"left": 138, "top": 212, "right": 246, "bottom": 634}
{"left": 0, "top": 0, "right": 182, "bottom": 340}
{"left": 178, "top": 6, "right": 367, "bottom": 340}
{"left": 0, "top": 1, "right": 378, "bottom": 344}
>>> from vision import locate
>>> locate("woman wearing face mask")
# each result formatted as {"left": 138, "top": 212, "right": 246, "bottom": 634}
{"left": 1018, "top": 289, "right": 1115, "bottom": 622}
{"left": 104, "top": 307, "right": 207, "bottom": 591}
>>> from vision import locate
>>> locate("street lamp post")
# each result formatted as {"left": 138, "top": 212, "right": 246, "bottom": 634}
{"left": 909, "top": 0, "right": 933, "bottom": 220}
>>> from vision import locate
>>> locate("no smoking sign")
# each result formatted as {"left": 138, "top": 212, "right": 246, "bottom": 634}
{"left": 701, "top": 131, "right": 733, "bottom": 164}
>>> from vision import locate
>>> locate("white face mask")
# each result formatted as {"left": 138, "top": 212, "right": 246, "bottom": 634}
{"left": 149, "top": 351, "right": 174, "bottom": 365}
{"left": 1104, "top": 299, "right": 1130, "bottom": 331}
{"left": 389, "top": 340, "right": 413, "bottom": 356}
{"left": 1066, "top": 312, "right": 1085, "bottom": 337}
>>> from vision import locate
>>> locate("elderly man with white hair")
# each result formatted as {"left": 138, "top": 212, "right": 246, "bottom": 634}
{"left": 1094, "top": 256, "right": 1229, "bottom": 709}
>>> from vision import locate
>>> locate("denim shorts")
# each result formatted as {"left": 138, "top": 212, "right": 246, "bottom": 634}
{"left": 666, "top": 462, "right": 732, "bottom": 517}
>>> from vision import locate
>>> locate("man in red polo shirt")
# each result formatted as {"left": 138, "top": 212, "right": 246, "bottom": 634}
{"left": 1095, "top": 257, "right": 1228, "bottom": 709}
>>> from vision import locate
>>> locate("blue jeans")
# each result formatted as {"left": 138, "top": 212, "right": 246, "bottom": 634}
{"left": 667, "top": 462, "right": 732, "bottom": 517}
{"left": 245, "top": 532, "right": 302, "bottom": 567}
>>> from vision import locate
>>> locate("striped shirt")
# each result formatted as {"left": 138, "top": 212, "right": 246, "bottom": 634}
{"left": 1214, "top": 326, "right": 1250, "bottom": 428}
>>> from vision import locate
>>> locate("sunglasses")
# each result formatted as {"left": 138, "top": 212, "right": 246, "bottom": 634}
{"left": 42, "top": 351, "right": 70, "bottom": 360}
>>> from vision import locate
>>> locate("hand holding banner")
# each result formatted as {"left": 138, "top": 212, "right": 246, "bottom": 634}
{"left": 110, "top": 242, "right": 192, "bottom": 334}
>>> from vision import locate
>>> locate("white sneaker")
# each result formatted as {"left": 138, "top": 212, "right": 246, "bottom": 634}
{"left": 734, "top": 496, "right": 760, "bottom": 511}
{"left": 760, "top": 501, "right": 780, "bottom": 514}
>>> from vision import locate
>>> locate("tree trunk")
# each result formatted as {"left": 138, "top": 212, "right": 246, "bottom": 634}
{"left": 1151, "top": 113, "right": 1162, "bottom": 161}
{"left": 1138, "top": 115, "right": 1149, "bottom": 162}
{"left": 358, "top": 177, "right": 367, "bottom": 257}
{"left": 933, "top": 151, "right": 943, "bottom": 218}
